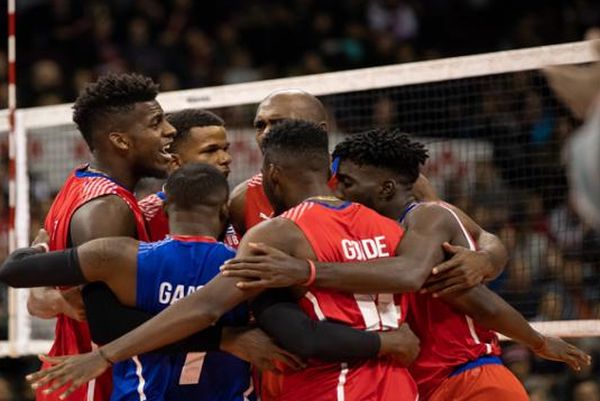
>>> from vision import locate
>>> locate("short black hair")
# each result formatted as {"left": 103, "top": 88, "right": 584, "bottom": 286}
{"left": 73, "top": 73, "right": 159, "bottom": 150}
{"left": 167, "top": 109, "right": 225, "bottom": 152}
{"left": 165, "top": 163, "right": 229, "bottom": 210}
{"left": 261, "top": 119, "right": 329, "bottom": 169}
{"left": 333, "top": 128, "right": 429, "bottom": 184}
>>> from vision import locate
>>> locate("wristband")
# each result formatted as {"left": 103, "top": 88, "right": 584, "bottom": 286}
{"left": 98, "top": 348, "right": 114, "bottom": 366}
{"left": 303, "top": 259, "right": 316, "bottom": 287}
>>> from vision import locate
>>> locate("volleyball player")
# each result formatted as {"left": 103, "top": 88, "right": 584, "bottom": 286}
{"left": 222, "top": 129, "right": 592, "bottom": 400}
{"left": 25, "top": 73, "right": 176, "bottom": 401}
{"left": 138, "top": 109, "right": 237, "bottom": 245}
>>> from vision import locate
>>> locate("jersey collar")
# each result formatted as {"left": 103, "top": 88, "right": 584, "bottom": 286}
{"left": 169, "top": 234, "right": 217, "bottom": 243}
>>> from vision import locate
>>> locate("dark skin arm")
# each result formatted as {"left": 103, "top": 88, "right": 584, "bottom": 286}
{"left": 26, "top": 219, "right": 297, "bottom": 396}
{"left": 223, "top": 204, "right": 453, "bottom": 293}
{"left": 27, "top": 195, "right": 136, "bottom": 321}
{"left": 228, "top": 180, "right": 249, "bottom": 236}
{"left": 3, "top": 229, "right": 300, "bottom": 371}
{"left": 413, "top": 174, "right": 507, "bottom": 289}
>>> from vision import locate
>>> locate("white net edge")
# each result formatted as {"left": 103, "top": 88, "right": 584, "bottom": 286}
{"left": 0, "top": 40, "right": 598, "bottom": 132}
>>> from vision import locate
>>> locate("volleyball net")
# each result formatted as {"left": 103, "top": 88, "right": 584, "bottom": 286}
{"left": 1, "top": 40, "right": 599, "bottom": 357}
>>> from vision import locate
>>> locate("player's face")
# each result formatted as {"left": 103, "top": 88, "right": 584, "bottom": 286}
{"left": 335, "top": 160, "right": 384, "bottom": 212}
{"left": 126, "top": 101, "right": 176, "bottom": 179}
{"left": 254, "top": 102, "right": 293, "bottom": 148}
{"left": 172, "top": 126, "right": 232, "bottom": 177}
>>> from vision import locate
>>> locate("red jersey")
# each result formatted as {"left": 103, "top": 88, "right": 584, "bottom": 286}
{"left": 138, "top": 191, "right": 169, "bottom": 242}
{"left": 41, "top": 166, "right": 150, "bottom": 401}
{"left": 139, "top": 191, "right": 241, "bottom": 247}
{"left": 404, "top": 203, "right": 501, "bottom": 401}
{"left": 278, "top": 200, "right": 418, "bottom": 401}
{"left": 244, "top": 173, "right": 274, "bottom": 230}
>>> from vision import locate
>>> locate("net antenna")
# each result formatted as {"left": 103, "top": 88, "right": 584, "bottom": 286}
{"left": 5, "top": 0, "right": 31, "bottom": 357}
{"left": 0, "top": 41, "right": 599, "bottom": 356}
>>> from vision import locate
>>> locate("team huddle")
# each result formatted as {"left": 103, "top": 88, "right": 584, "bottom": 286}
{"left": 0, "top": 73, "right": 591, "bottom": 401}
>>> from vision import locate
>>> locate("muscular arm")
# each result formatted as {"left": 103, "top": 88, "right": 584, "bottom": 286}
{"left": 413, "top": 174, "right": 506, "bottom": 280}
{"left": 228, "top": 181, "right": 248, "bottom": 235}
{"left": 312, "top": 204, "right": 454, "bottom": 293}
{"left": 439, "top": 203, "right": 507, "bottom": 281}
{"left": 27, "top": 195, "right": 137, "bottom": 319}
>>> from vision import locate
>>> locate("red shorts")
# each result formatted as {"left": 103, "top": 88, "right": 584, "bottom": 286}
{"left": 429, "top": 363, "right": 528, "bottom": 401}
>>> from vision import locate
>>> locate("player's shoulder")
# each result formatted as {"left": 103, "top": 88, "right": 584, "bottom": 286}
{"left": 404, "top": 201, "right": 459, "bottom": 229}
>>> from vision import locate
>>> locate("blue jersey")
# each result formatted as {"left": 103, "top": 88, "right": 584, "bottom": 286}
{"left": 111, "top": 236, "right": 254, "bottom": 401}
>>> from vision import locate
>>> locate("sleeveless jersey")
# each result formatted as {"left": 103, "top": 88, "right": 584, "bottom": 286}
{"left": 243, "top": 173, "right": 339, "bottom": 231}
{"left": 278, "top": 200, "right": 418, "bottom": 401}
{"left": 139, "top": 191, "right": 241, "bottom": 248}
{"left": 402, "top": 202, "right": 501, "bottom": 401}
{"left": 41, "top": 166, "right": 150, "bottom": 401}
{"left": 243, "top": 174, "right": 274, "bottom": 231}
{"left": 111, "top": 236, "right": 253, "bottom": 401}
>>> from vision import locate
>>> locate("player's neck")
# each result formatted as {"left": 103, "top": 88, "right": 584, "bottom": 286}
{"left": 168, "top": 212, "right": 222, "bottom": 238}
{"left": 89, "top": 155, "right": 139, "bottom": 191}
{"left": 287, "top": 181, "right": 334, "bottom": 209}
{"left": 381, "top": 194, "right": 415, "bottom": 221}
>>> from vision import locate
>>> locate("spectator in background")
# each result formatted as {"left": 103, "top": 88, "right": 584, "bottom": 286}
{"left": 0, "top": 376, "right": 15, "bottom": 401}
{"left": 573, "top": 379, "right": 600, "bottom": 401}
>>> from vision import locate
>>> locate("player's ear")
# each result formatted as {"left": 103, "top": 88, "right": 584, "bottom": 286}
{"left": 265, "top": 163, "right": 280, "bottom": 184}
{"left": 219, "top": 202, "right": 230, "bottom": 224}
{"left": 169, "top": 153, "right": 182, "bottom": 173}
{"left": 380, "top": 179, "right": 397, "bottom": 200}
{"left": 162, "top": 199, "right": 170, "bottom": 218}
{"left": 108, "top": 132, "right": 130, "bottom": 151}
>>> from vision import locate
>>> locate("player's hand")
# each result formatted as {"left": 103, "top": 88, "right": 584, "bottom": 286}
{"left": 421, "top": 242, "right": 492, "bottom": 297}
{"left": 221, "top": 243, "right": 309, "bottom": 290}
{"left": 378, "top": 324, "right": 420, "bottom": 367}
{"left": 220, "top": 326, "right": 306, "bottom": 373}
{"left": 27, "top": 351, "right": 110, "bottom": 399}
{"left": 532, "top": 336, "right": 592, "bottom": 372}
{"left": 31, "top": 229, "right": 50, "bottom": 251}
{"left": 58, "top": 287, "right": 87, "bottom": 322}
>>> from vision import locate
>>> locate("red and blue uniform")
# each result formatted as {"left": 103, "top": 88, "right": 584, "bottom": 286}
{"left": 278, "top": 200, "right": 418, "bottom": 401}
{"left": 139, "top": 190, "right": 240, "bottom": 248}
{"left": 402, "top": 202, "right": 528, "bottom": 401}
{"left": 41, "top": 166, "right": 150, "bottom": 401}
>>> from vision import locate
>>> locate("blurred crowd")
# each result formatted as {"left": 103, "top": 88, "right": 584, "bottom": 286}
{"left": 0, "top": 0, "right": 599, "bottom": 108}
{"left": 0, "top": 0, "right": 600, "bottom": 400}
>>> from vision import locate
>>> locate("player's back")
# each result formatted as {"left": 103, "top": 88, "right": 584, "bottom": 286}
{"left": 42, "top": 166, "right": 149, "bottom": 401}
{"left": 111, "top": 235, "right": 253, "bottom": 401}
{"left": 401, "top": 203, "right": 501, "bottom": 400}
{"left": 279, "top": 199, "right": 418, "bottom": 401}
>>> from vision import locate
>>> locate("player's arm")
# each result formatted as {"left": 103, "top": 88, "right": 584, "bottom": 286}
{"left": 251, "top": 289, "right": 419, "bottom": 365}
{"left": 435, "top": 226, "right": 591, "bottom": 371}
{"left": 27, "top": 195, "right": 137, "bottom": 320}
{"left": 228, "top": 180, "right": 248, "bottom": 235}
{"left": 223, "top": 204, "right": 454, "bottom": 293}
{"left": 412, "top": 175, "right": 507, "bottom": 286}
{"left": 0, "top": 237, "right": 138, "bottom": 300}
{"left": 27, "top": 222, "right": 279, "bottom": 396}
